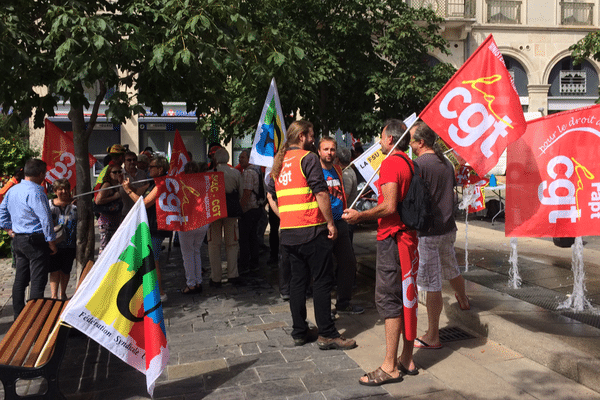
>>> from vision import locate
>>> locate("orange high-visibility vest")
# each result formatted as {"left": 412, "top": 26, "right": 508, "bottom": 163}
{"left": 275, "top": 149, "right": 326, "bottom": 229}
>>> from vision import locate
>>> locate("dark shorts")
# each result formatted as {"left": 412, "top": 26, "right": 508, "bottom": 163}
{"left": 48, "top": 247, "right": 77, "bottom": 274}
{"left": 375, "top": 236, "right": 403, "bottom": 319}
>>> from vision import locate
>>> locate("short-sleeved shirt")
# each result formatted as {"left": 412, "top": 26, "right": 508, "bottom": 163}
{"left": 242, "top": 165, "right": 260, "bottom": 212}
{"left": 416, "top": 153, "right": 457, "bottom": 236}
{"left": 215, "top": 163, "right": 243, "bottom": 195}
{"left": 377, "top": 151, "right": 413, "bottom": 241}
{"left": 343, "top": 168, "right": 358, "bottom": 207}
{"left": 323, "top": 167, "right": 344, "bottom": 220}
{"left": 267, "top": 149, "right": 328, "bottom": 246}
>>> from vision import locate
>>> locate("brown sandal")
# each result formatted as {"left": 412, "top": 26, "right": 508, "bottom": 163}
{"left": 181, "top": 285, "right": 198, "bottom": 295}
{"left": 359, "top": 367, "right": 403, "bottom": 386}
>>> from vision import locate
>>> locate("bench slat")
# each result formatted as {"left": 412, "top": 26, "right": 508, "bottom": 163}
{"left": 25, "top": 300, "right": 67, "bottom": 368}
{"left": 76, "top": 260, "right": 95, "bottom": 291}
{"left": 12, "top": 300, "right": 56, "bottom": 367}
{"left": 0, "top": 299, "right": 46, "bottom": 365}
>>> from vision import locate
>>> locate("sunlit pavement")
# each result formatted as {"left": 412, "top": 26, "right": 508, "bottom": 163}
{"left": 0, "top": 218, "right": 599, "bottom": 399}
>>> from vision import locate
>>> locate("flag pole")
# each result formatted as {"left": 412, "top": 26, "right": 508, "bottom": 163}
{"left": 348, "top": 118, "right": 419, "bottom": 210}
{"left": 73, "top": 178, "right": 154, "bottom": 198}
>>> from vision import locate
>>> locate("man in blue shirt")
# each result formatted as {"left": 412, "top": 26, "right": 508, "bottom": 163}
{"left": 0, "top": 159, "right": 57, "bottom": 318}
{"left": 318, "top": 137, "right": 364, "bottom": 316}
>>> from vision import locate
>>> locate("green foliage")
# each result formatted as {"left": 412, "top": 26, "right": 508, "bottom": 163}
{"left": 571, "top": 31, "right": 600, "bottom": 65}
{"left": 570, "top": 32, "right": 600, "bottom": 103}
{"left": 0, "top": 230, "right": 11, "bottom": 258}
{"left": 0, "top": 115, "right": 37, "bottom": 178}
{"left": 208, "top": 0, "right": 456, "bottom": 141}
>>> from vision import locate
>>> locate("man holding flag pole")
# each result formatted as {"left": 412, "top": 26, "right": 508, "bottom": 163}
{"left": 344, "top": 119, "right": 419, "bottom": 385}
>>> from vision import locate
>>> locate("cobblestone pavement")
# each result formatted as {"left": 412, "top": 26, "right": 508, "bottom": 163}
{"left": 1, "top": 223, "right": 600, "bottom": 399}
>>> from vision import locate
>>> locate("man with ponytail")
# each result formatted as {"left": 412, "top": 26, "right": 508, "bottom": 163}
{"left": 267, "top": 120, "right": 357, "bottom": 350}
{"left": 409, "top": 120, "right": 469, "bottom": 350}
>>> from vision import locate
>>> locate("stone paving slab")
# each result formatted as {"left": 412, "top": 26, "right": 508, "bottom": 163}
{"left": 2, "top": 225, "right": 600, "bottom": 399}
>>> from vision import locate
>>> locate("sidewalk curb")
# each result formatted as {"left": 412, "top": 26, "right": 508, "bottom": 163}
{"left": 445, "top": 281, "right": 600, "bottom": 393}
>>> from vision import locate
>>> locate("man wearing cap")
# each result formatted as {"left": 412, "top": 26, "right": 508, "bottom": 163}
{"left": 207, "top": 144, "right": 222, "bottom": 171}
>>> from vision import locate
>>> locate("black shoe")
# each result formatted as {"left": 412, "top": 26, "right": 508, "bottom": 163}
{"left": 209, "top": 280, "right": 222, "bottom": 288}
{"left": 293, "top": 328, "right": 318, "bottom": 346}
{"left": 228, "top": 277, "right": 246, "bottom": 286}
{"left": 280, "top": 293, "right": 290, "bottom": 301}
{"left": 336, "top": 304, "right": 365, "bottom": 315}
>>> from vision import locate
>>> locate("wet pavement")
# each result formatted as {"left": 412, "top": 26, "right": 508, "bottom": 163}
{"left": 0, "top": 217, "right": 599, "bottom": 399}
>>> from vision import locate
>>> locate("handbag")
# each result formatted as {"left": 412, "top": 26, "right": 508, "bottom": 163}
{"left": 54, "top": 224, "right": 65, "bottom": 244}
{"left": 50, "top": 199, "right": 72, "bottom": 244}
{"left": 93, "top": 198, "right": 123, "bottom": 215}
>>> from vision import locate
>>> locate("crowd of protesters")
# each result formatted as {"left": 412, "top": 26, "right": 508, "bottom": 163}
{"left": 0, "top": 119, "right": 473, "bottom": 388}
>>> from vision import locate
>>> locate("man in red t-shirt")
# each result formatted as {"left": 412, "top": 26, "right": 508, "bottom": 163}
{"left": 344, "top": 119, "right": 419, "bottom": 386}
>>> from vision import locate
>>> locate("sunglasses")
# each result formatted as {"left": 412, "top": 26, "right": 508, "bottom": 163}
{"left": 111, "top": 170, "right": 123, "bottom": 174}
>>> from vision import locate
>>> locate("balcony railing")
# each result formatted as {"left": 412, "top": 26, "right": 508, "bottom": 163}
{"left": 560, "top": 70, "right": 587, "bottom": 95}
{"left": 486, "top": 0, "right": 522, "bottom": 24}
{"left": 560, "top": 2, "right": 594, "bottom": 26}
{"left": 407, "top": 0, "right": 476, "bottom": 19}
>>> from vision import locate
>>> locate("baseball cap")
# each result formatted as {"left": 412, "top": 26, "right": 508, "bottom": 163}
{"left": 107, "top": 144, "right": 126, "bottom": 154}
{"left": 208, "top": 145, "right": 222, "bottom": 158}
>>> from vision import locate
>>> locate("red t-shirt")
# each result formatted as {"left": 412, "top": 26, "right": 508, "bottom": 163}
{"left": 376, "top": 151, "right": 413, "bottom": 240}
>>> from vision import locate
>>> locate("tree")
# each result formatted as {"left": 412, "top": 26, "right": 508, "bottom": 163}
{"left": 571, "top": 32, "right": 600, "bottom": 104}
{"left": 209, "top": 0, "right": 456, "bottom": 140}
{"left": 0, "top": 0, "right": 260, "bottom": 272}
{"left": 0, "top": 116, "right": 37, "bottom": 257}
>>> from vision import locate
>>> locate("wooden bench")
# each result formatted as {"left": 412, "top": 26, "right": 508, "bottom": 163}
{"left": 0, "top": 260, "right": 94, "bottom": 400}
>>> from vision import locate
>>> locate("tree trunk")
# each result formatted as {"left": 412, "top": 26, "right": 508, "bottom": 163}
{"left": 71, "top": 106, "right": 95, "bottom": 278}
{"left": 318, "top": 82, "right": 329, "bottom": 136}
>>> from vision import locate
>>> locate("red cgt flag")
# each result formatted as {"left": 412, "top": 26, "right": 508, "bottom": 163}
{"left": 43, "top": 119, "right": 96, "bottom": 189}
{"left": 506, "top": 104, "right": 600, "bottom": 238}
{"left": 168, "top": 130, "right": 189, "bottom": 176}
{"left": 420, "top": 34, "right": 526, "bottom": 177}
{"left": 154, "top": 172, "right": 227, "bottom": 231}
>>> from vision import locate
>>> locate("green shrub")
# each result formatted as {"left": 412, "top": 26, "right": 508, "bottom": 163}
{"left": 0, "top": 115, "right": 38, "bottom": 258}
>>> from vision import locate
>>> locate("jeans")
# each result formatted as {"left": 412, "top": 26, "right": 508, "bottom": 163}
{"left": 283, "top": 232, "right": 339, "bottom": 339}
{"left": 268, "top": 206, "right": 280, "bottom": 260}
{"left": 12, "top": 233, "right": 50, "bottom": 318}
{"left": 332, "top": 219, "right": 357, "bottom": 309}
{"left": 239, "top": 207, "right": 262, "bottom": 273}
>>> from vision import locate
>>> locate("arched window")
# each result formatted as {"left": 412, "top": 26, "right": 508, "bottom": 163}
{"left": 503, "top": 55, "right": 528, "bottom": 97}
{"left": 548, "top": 56, "right": 599, "bottom": 97}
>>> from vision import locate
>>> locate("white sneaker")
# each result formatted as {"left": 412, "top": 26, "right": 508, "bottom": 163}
{"left": 160, "top": 293, "right": 168, "bottom": 303}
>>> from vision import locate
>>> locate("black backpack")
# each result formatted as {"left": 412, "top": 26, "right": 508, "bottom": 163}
{"left": 394, "top": 154, "right": 433, "bottom": 233}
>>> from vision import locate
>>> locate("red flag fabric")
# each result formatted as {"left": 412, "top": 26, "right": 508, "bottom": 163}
{"left": 506, "top": 104, "right": 600, "bottom": 237}
{"left": 43, "top": 120, "right": 98, "bottom": 189}
{"left": 466, "top": 180, "right": 488, "bottom": 213}
{"left": 456, "top": 165, "right": 477, "bottom": 186}
{"left": 420, "top": 34, "right": 526, "bottom": 177}
{"left": 43, "top": 120, "right": 77, "bottom": 188}
{"left": 154, "top": 172, "right": 227, "bottom": 231}
{"left": 168, "top": 130, "right": 189, "bottom": 176}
